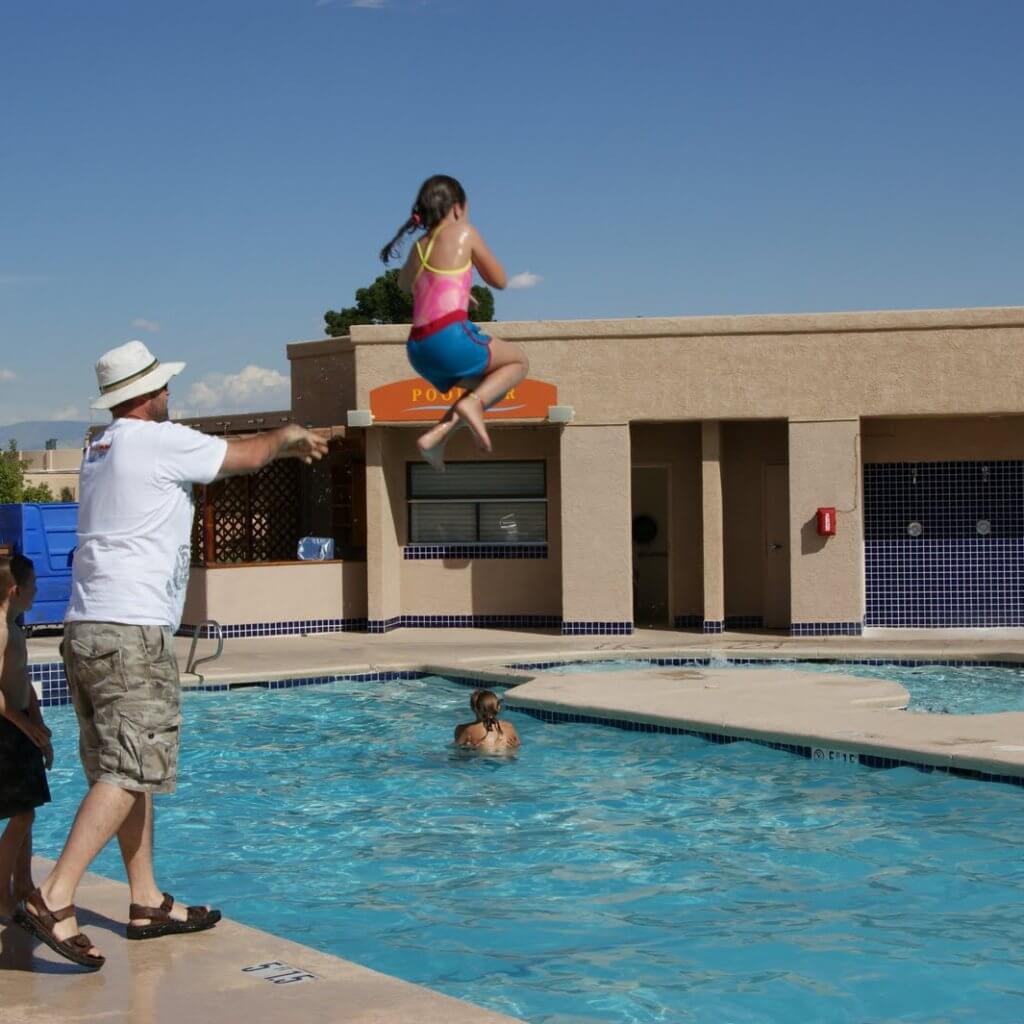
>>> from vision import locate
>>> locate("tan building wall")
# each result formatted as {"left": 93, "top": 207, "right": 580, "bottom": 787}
{"left": 347, "top": 308, "right": 1024, "bottom": 424}
{"left": 396, "top": 427, "right": 562, "bottom": 617}
{"left": 789, "top": 419, "right": 863, "bottom": 627}
{"left": 287, "top": 338, "right": 356, "bottom": 428}
{"left": 182, "top": 561, "right": 367, "bottom": 626}
{"left": 20, "top": 448, "right": 82, "bottom": 500}
{"left": 186, "top": 307, "right": 1024, "bottom": 634}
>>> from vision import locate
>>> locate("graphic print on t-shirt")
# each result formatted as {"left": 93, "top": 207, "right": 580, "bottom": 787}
{"left": 166, "top": 544, "right": 191, "bottom": 600}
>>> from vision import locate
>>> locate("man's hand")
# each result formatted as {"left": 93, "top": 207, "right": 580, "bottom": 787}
{"left": 278, "top": 425, "right": 329, "bottom": 465}
{"left": 42, "top": 741, "right": 54, "bottom": 771}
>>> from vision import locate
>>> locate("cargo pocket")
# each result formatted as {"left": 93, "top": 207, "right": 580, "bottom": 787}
{"left": 67, "top": 642, "right": 128, "bottom": 705}
{"left": 117, "top": 709, "right": 180, "bottom": 787}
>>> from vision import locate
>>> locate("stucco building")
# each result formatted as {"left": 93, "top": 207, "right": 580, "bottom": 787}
{"left": 181, "top": 306, "right": 1024, "bottom": 638}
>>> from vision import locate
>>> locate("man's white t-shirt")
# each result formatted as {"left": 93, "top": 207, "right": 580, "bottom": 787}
{"left": 66, "top": 419, "right": 228, "bottom": 629}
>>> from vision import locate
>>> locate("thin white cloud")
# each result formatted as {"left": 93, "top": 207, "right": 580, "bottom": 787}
{"left": 50, "top": 404, "right": 83, "bottom": 421}
{"left": 351, "top": 0, "right": 388, "bottom": 7}
{"left": 181, "top": 365, "right": 290, "bottom": 415}
{"left": 131, "top": 317, "right": 161, "bottom": 333}
{"left": 0, "top": 369, "right": 16, "bottom": 382}
{"left": 507, "top": 271, "right": 543, "bottom": 290}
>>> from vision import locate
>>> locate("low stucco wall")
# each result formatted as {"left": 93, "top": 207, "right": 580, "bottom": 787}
{"left": 183, "top": 561, "right": 367, "bottom": 626}
{"left": 395, "top": 427, "right": 563, "bottom": 617}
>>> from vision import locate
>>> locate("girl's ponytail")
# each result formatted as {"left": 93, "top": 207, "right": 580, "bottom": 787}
{"left": 379, "top": 211, "right": 422, "bottom": 264}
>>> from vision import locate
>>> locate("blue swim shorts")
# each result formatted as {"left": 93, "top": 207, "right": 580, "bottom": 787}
{"left": 407, "top": 311, "right": 492, "bottom": 393}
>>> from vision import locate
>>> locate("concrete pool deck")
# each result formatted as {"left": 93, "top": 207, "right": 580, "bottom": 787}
{"left": 16, "top": 625, "right": 1024, "bottom": 1022}
{"left": 1, "top": 859, "right": 521, "bottom": 1024}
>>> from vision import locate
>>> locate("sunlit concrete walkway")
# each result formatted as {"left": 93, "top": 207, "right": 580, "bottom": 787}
{"left": 1, "top": 859, "right": 521, "bottom": 1024}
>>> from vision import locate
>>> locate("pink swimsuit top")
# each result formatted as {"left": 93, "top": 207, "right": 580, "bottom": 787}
{"left": 412, "top": 224, "right": 473, "bottom": 328}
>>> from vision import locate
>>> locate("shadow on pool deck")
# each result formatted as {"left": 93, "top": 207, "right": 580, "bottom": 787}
{"left": 1, "top": 859, "right": 521, "bottom": 1024}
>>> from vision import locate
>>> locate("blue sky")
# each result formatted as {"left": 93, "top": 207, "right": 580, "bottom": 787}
{"left": 2, "top": 0, "right": 1022, "bottom": 426}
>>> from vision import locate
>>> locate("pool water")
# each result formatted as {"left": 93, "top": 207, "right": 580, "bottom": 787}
{"left": 541, "top": 658, "right": 1024, "bottom": 715}
{"left": 35, "top": 676, "right": 1024, "bottom": 1024}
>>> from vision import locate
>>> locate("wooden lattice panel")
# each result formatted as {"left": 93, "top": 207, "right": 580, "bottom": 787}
{"left": 191, "top": 459, "right": 302, "bottom": 564}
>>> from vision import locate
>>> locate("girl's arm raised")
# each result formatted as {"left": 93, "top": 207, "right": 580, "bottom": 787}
{"left": 469, "top": 227, "right": 507, "bottom": 290}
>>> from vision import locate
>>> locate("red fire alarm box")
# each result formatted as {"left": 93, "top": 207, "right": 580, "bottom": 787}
{"left": 816, "top": 507, "right": 837, "bottom": 536}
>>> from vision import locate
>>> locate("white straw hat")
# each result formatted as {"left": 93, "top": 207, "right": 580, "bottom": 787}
{"left": 91, "top": 340, "right": 185, "bottom": 410}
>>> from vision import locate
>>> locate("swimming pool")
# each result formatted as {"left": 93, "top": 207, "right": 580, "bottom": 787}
{"left": 537, "top": 657, "right": 1024, "bottom": 715}
{"left": 35, "top": 676, "right": 1024, "bottom": 1023}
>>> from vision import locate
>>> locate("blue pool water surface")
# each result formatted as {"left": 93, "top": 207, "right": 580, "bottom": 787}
{"left": 34, "top": 676, "right": 1024, "bottom": 1023}
{"left": 541, "top": 658, "right": 1024, "bottom": 715}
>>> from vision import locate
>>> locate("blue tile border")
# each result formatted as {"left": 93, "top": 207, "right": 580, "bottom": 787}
{"left": 702, "top": 619, "right": 725, "bottom": 634}
{"left": 505, "top": 703, "right": 1024, "bottom": 788}
{"left": 559, "top": 621, "right": 634, "bottom": 636}
{"left": 790, "top": 621, "right": 864, "bottom": 636}
{"left": 179, "top": 618, "right": 367, "bottom": 639}
{"left": 368, "top": 615, "right": 561, "bottom": 633}
{"left": 403, "top": 544, "right": 548, "bottom": 560}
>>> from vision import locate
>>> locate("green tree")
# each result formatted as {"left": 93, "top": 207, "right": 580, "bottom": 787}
{"left": 23, "top": 482, "right": 55, "bottom": 503}
{"left": 0, "top": 440, "right": 57, "bottom": 504}
{"left": 60, "top": 486, "right": 75, "bottom": 502}
{"left": 324, "top": 270, "right": 495, "bottom": 337}
{"left": 0, "top": 440, "right": 24, "bottom": 504}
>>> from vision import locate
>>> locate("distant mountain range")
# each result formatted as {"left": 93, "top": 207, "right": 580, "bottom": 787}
{"left": 0, "top": 420, "right": 96, "bottom": 450}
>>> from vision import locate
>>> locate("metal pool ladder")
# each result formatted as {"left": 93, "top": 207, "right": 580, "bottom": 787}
{"left": 185, "top": 620, "right": 224, "bottom": 677}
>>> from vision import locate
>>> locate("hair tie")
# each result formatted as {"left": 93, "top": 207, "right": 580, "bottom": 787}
{"left": 410, "top": 212, "right": 422, "bottom": 227}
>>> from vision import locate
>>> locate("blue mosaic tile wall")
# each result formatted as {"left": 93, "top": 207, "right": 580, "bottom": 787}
{"left": 30, "top": 662, "right": 70, "bottom": 707}
{"left": 560, "top": 621, "right": 634, "bottom": 636}
{"left": 403, "top": 544, "right": 548, "bottom": 560}
{"left": 790, "top": 621, "right": 864, "bottom": 636}
{"left": 367, "top": 614, "right": 560, "bottom": 633}
{"left": 179, "top": 618, "right": 367, "bottom": 639}
{"left": 865, "top": 460, "right": 1024, "bottom": 627}
{"left": 673, "top": 615, "right": 703, "bottom": 629}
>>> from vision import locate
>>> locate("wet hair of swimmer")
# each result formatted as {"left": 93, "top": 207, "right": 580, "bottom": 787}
{"left": 380, "top": 174, "right": 468, "bottom": 264}
{"left": 470, "top": 689, "right": 504, "bottom": 734}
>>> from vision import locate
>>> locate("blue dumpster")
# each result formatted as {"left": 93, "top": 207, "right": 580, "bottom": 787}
{"left": 0, "top": 503, "right": 78, "bottom": 627}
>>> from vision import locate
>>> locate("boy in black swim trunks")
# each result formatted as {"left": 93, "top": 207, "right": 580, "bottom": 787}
{"left": 0, "top": 555, "right": 52, "bottom": 919}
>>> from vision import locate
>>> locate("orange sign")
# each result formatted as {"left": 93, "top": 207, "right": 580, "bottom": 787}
{"left": 370, "top": 378, "right": 558, "bottom": 422}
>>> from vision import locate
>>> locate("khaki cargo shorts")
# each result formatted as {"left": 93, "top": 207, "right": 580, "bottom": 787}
{"left": 62, "top": 622, "right": 182, "bottom": 795}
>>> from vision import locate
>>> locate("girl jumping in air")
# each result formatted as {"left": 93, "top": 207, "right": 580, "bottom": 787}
{"left": 381, "top": 175, "right": 529, "bottom": 471}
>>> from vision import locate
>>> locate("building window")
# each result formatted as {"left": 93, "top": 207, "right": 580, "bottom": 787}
{"left": 407, "top": 461, "right": 547, "bottom": 544}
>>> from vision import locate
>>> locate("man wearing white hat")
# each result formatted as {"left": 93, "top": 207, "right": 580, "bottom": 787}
{"left": 16, "top": 341, "right": 327, "bottom": 968}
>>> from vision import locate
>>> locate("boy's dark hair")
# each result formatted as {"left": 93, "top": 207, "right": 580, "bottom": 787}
{"left": 10, "top": 553, "right": 33, "bottom": 587}
{"left": 380, "top": 174, "right": 468, "bottom": 264}
{"left": 0, "top": 556, "right": 13, "bottom": 596}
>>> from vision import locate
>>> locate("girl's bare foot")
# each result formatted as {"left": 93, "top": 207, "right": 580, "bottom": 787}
{"left": 455, "top": 393, "right": 491, "bottom": 452}
{"left": 417, "top": 434, "right": 447, "bottom": 473}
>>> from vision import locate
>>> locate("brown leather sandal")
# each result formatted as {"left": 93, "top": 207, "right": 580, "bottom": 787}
{"left": 15, "top": 889, "right": 105, "bottom": 970}
{"left": 126, "top": 892, "right": 221, "bottom": 940}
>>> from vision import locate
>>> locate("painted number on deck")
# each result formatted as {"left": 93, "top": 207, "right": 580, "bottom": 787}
{"left": 243, "top": 961, "right": 319, "bottom": 985}
{"left": 812, "top": 747, "right": 859, "bottom": 765}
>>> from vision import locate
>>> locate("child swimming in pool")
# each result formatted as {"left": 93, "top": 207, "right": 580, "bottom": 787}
{"left": 381, "top": 175, "right": 529, "bottom": 471}
{"left": 454, "top": 689, "right": 521, "bottom": 752}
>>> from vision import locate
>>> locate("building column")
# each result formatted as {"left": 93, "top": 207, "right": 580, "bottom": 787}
{"left": 364, "top": 428, "right": 403, "bottom": 632}
{"left": 701, "top": 420, "right": 725, "bottom": 633}
{"left": 788, "top": 418, "right": 864, "bottom": 636}
{"left": 559, "top": 424, "right": 633, "bottom": 634}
